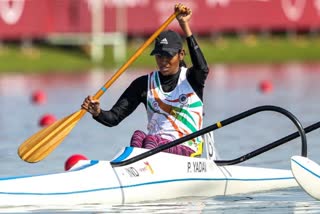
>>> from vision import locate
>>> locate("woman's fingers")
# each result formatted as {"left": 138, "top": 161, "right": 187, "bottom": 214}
{"left": 81, "top": 96, "right": 100, "bottom": 116}
{"left": 175, "top": 3, "right": 190, "bottom": 14}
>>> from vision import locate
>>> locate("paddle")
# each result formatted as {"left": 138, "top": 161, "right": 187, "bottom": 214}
{"left": 111, "top": 105, "right": 307, "bottom": 167}
{"left": 18, "top": 11, "right": 181, "bottom": 163}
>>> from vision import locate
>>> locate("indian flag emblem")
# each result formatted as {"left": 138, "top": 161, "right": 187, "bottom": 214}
{"left": 179, "top": 94, "right": 188, "bottom": 105}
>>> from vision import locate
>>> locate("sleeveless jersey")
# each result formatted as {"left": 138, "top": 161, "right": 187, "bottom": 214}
{"left": 146, "top": 67, "right": 203, "bottom": 152}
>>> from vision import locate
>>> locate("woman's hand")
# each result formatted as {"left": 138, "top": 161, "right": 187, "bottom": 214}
{"left": 175, "top": 3, "right": 192, "bottom": 25}
{"left": 81, "top": 95, "right": 101, "bottom": 117}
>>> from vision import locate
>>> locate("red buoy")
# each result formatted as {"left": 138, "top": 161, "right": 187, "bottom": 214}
{"left": 39, "top": 113, "right": 56, "bottom": 127}
{"left": 31, "top": 90, "right": 47, "bottom": 105}
{"left": 259, "top": 80, "right": 273, "bottom": 93}
{"left": 64, "top": 154, "right": 88, "bottom": 171}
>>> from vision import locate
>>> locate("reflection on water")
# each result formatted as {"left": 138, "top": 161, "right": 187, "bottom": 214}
{"left": 1, "top": 191, "right": 320, "bottom": 213}
{"left": 1, "top": 63, "right": 320, "bottom": 212}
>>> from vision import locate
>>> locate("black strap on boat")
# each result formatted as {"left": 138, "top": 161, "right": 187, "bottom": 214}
{"left": 111, "top": 105, "right": 307, "bottom": 167}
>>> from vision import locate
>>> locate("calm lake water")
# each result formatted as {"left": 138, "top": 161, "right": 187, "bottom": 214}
{"left": 1, "top": 63, "right": 320, "bottom": 212}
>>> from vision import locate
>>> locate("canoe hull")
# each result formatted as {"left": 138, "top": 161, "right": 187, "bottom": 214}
{"left": 0, "top": 147, "right": 298, "bottom": 206}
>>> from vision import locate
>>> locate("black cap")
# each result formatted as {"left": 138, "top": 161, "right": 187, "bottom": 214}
{"left": 150, "top": 30, "right": 183, "bottom": 57}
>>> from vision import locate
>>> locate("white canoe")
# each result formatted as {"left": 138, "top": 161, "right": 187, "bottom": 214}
{"left": 291, "top": 156, "right": 320, "bottom": 200}
{"left": 0, "top": 146, "right": 298, "bottom": 207}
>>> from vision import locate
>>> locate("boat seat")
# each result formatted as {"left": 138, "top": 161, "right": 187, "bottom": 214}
{"left": 190, "top": 142, "right": 203, "bottom": 158}
{"left": 189, "top": 131, "right": 218, "bottom": 159}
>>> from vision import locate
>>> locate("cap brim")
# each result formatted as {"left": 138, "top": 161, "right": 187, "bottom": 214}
{"left": 150, "top": 48, "right": 179, "bottom": 57}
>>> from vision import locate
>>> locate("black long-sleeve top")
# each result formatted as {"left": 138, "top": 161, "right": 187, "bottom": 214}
{"left": 94, "top": 35, "right": 209, "bottom": 127}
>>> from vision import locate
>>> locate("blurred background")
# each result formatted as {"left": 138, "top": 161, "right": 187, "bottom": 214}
{"left": 0, "top": 0, "right": 319, "bottom": 72}
{"left": 1, "top": 1, "right": 320, "bottom": 212}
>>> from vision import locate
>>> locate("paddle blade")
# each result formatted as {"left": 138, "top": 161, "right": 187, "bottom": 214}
{"left": 18, "top": 110, "right": 86, "bottom": 163}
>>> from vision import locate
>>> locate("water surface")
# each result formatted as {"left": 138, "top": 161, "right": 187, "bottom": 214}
{"left": 1, "top": 63, "right": 320, "bottom": 212}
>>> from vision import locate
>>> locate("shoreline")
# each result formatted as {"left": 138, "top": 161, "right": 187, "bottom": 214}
{"left": 0, "top": 36, "right": 320, "bottom": 74}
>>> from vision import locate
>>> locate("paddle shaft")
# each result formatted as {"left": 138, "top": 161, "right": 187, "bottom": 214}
{"left": 111, "top": 105, "right": 307, "bottom": 167}
{"left": 82, "top": 12, "right": 179, "bottom": 135}
{"left": 215, "top": 121, "right": 320, "bottom": 165}
{"left": 93, "top": 12, "right": 179, "bottom": 100}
